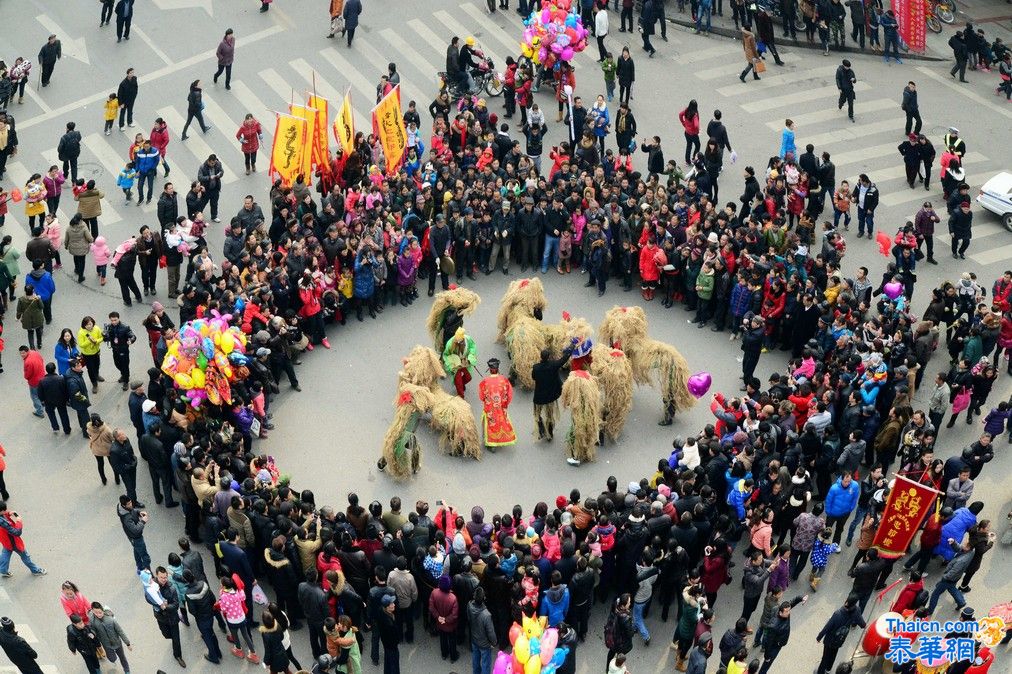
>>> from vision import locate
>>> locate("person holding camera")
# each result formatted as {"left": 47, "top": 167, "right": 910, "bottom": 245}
{"left": 117, "top": 494, "right": 150, "bottom": 573}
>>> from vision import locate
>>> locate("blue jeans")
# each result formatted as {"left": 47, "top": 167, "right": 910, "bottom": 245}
{"left": 28, "top": 386, "right": 43, "bottom": 416}
{"left": 541, "top": 235, "right": 559, "bottom": 272}
{"left": 833, "top": 207, "right": 851, "bottom": 228}
{"left": 846, "top": 505, "right": 867, "bottom": 544}
{"left": 196, "top": 614, "right": 223, "bottom": 662}
{"left": 927, "top": 579, "right": 965, "bottom": 613}
{"left": 696, "top": 6, "right": 712, "bottom": 31}
{"left": 632, "top": 600, "right": 650, "bottom": 641}
{"left": 136, "top": 170, "right": 156, "bottom": 202}
{"left": 857, "top": 206, "right": 874, "bottom": 236}
{"left": 471, "top": 644, "right": 492, "bottom": 674}
{"left": 884, "top": 33, "right": 901, "bottom": 60}
{"left": 0, "top": 547, "right": 44, "bottom": 574}
{"left": 130, "top": 537, "right": 150, "bottom": 572}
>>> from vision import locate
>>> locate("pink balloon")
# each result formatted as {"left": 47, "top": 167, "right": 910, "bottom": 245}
{"left": 561, "top": 46, "right": 574, "bottom": 61}
{"left": 884, "top": 282, "right": 903, "bottom": 300}
{"left": 493, "top": 651, "right": 512, "bottom": 674}
{"left": 541, "top": 7, "right": 550, "bottom": 22}
{"left": 687, "top": 372, "right": 712, "bottom": 398}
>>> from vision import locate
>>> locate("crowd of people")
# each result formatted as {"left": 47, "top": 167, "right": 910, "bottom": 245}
{"left": 0, "top": 2, "right": 1011, "bottom": 674}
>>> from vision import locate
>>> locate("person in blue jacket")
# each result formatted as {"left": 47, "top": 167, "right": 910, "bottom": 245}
{"left": 933, "top": 501, "right": 982, "bottom": 561}
{"left": 24, "top": 259, "right": 56, "bottom": 324}
{"left": 824, "top": 473, "right": 860, "bottom": 545}
{"left": 538, "top": 570, "right": 570, "bottom": 628}
{"left": 132, "top": 139, "right": 161, "bottom": 205}
{"left": 727, "top": 476, "right": 754, "bottom": 522}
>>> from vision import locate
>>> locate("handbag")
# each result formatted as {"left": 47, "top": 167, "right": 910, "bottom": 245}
{"left": 951, "top": 386, "right": 971, "bottom": 414}
{"left": 96, "top": 644, "right": 107, "bottom": 660}
{"left": 251, "top": 583, "right": 269, "bottom": 606}
{"left": 250, "top": 418, "right": 261, "bottom": 437}
{"left": 755, "top": 59, "right": 766, "bottom": 74}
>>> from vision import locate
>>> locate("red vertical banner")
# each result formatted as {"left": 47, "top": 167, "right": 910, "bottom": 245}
{"left": 872, "top": 475, "right": 940, "bottom": 557}
{"left": 894, "top": 0, "right": 926, "bottom": 53}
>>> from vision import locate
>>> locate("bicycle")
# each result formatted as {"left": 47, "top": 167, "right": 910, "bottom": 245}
{"left": 926, "top": 0, "right": 942, "bottom": 33}
{"left": 934, "top": 0, "right": 956, "bottom": 24}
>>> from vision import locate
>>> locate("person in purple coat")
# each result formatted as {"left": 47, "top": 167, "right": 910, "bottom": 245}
{"left": 396, "top": 247, "right": 418, "bottom": 306}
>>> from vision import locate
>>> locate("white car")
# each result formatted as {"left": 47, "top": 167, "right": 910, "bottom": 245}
{"left": 976, "top": 171, "right": 1012, "bottom": 231}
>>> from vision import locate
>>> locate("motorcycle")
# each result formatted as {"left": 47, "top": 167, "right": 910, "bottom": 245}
{"left": 925, "top": 0, "right": 942, "bottom": 33}
{"left": 437, "top": 54, "right": 504, "bottom": 98}
{"left": 754, "top": 0, "right": 808, "bottom": 33}
{"left": 933, "top": 0, "right": 956, "bottom": 24}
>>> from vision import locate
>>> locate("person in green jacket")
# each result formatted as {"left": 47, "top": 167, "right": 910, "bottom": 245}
{"left": 0, "top": 235, "right": 20, "bottom": 306}
{"left": 601, "top": 53, "right": 617, "bottom": 102}
{"left": 443, "top": 326, "right": 477, "bottom": 397}
{"left": 961, "top": 327, "right": 983, "bottom": 367}
{"left": 674, "top": 583, "right": 705, "bottom": 670}
{"left": 694, "top": 262, "right": 716, "bottom": 328}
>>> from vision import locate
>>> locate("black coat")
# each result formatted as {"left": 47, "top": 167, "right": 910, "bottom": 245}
{"left": 38, "top": 372, "right": 69, "bottom": 406}
{"left": 117, "top": 76, "right": 138, "bottom": 105}
{"left": 616, "top": 56, "right": 635, "bottom": 85}
{"left": 532, "top": 353, "right": 570, "bottom": 404}
{"left": 0, "top": 628, "right": 42, "bottom": 674}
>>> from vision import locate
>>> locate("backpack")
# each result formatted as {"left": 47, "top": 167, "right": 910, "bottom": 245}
{"left": 603, "top": 610, "right": 617, "bottom": 649}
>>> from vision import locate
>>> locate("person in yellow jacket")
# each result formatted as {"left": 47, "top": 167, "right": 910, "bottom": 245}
{"left": 77, "top": 315, "right": 104, "bottom": 393}
{"left": 103, "top": 93, "right": 118, "bottom": 136}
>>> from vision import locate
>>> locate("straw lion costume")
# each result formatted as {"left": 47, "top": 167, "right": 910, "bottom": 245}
{"left": 426, "top": 286, "right": 481, "bottom": 351}
{"left": 598, "top": 305, "right": 696, "bottom": 425}
{"left": 379, "top": 345, "right": 481, "bottom": 479}
{"left": 561, "top": 369, "right": 602, "bottom": 465}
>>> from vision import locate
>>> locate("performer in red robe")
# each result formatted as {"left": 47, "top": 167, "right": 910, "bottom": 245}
{"left": 478, "top": 358, "right": 516, "bottom": 451}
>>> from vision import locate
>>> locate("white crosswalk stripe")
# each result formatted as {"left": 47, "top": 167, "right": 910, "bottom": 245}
{"left": 740, "top": 81, "right": 871, "bottom": 113}
{"left": 378, "top": 29, "right": 442, "bottom": 105}
{"left": 763, "top": 98, "right": 896, "bottom": 131}
{"left": 714, "top": 64, "right": 841, "bottom": 96}
{"left": 405, "top": 19, "right": 450, "bottom": 62}
{"left": 804, "top": 119, "right": 907, "bottom": 148}
{"left": 319, "top": 47, "right": 380, "bottom": 113}
{"left": 830, "top": 141, "right": 908, "bottom": 170}
{"left": 694, "top": 60, "right": 753, "bottom": 81}
{"left": 39, "top": 137, "right": 125, "bottom": 226}
{"left": 969, "top": 241, "right": 1012, "bottom": 265}
{"left": 228, "top": 80, "right": 275, "bottom": 147}
{"left": 673, "top": 43, "right": 733, "bottom": 64}
{"left": 158, "top": 107, "right": 212, "bottom": 189}
{"left": 196, "top": 98, "right": 241, "bottom": 186}
{"left": 354, "top": 41, "right": 430, "bottom": 116}
{"left": 259, "top": 68, "right": 298, "bottom": 107}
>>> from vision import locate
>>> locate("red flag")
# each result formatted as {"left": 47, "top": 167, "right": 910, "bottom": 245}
{"left": 872, "top": 475, "right": 941, "bottom": 558}
{"left": 894, "top": 0, "right": 926, "bottom": 53}
{"left": 875, "top": 231, "right": 892, "bottom": 257}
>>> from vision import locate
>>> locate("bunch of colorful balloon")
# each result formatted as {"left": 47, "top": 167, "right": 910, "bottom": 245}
{"left": 520, "top": 0, "right": 588, "bottom": 68}
{"left": 493, "top": 616, "right": 570, "bottom": 674}
{"left": 160, "top": 310, "right": 250, "bottom": 409}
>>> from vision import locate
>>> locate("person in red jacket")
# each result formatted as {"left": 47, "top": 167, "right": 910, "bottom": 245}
{"left": 19, "top": 346, "right": 45, "bottom": 417}
{"left": 992, "top": 271, "right": 1012, "bottom": 313}
{"left": 760, "top": 279, "right": 786, "bottom": 349}
{"left": 236, "top": 113, "right": 262, "bottom": 176}
{"left": 890, "top": 571, "right": 925, "bottom": 614}
{"left": 149, "top": 117, "right": 171, "bottom": 177}
{"left": 0, "top": 500, "right": 47, "bottom": 578}
{"left": 297, "top": 270, "right": 329, "bottom": 350}
{"left": 638, "top": 236, "right": 662, "bottom": 301}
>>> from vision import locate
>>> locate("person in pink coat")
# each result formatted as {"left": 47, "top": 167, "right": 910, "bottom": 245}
{"left": 149, "top": 117, "right": 170, "bottom": 177}
{"left": 43, "top": 213, "right": 63, "bottom": 269}
{"left": 90, "top": 236, "right": 111, "bottom": 285}
{"left": 60, "top": 580, "right": 91, "bottom": 623}
{"left": 638, "top": 236, "right": 663, "bottom": 301}
{"left": 236, "top": 114, "right": 262, "bottom": 175}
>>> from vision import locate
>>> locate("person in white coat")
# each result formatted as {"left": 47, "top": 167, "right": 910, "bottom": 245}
{"left": 595, "top": 6, "right": 609, "bottom": 62}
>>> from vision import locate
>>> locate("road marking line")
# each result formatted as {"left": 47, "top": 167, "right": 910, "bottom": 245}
{"left": 740, "top": 81, "right": 871, "bottom": 112}
{"left": 715, "top": 64, "right": 840, "bottom": 96}
{"left": 916, "top": 65, "right": 1012, "bottom": 121}
{"left": 289, "top": 58, "right": 370, "bottom": 135}
{"left": 405, "top": 20, "right": 448, "bottom": 61}
{"left": 157, "top": 107, "right": 211, "bottom": 189}
{"left": 694, "top": 61, "right": 751, "bottom": 81}
{"left": 196, "top": 97, "right": 240, "bottom": 185}
{"left": 227, "top": 81, "right": 275, "bottom": 146}
{"left": 259, "top": 67, "right": 297, "bottom": 106}
{"left": 801, "top": 118, "right": 899, "bottom": 147}
{"left": 20, "top": 25, "right": 285, "bottom": 131}
{"left": 831, "top": 141, "right": 910, "bottom": 169}
{"left": 764, "top": 98, "right": 896, "bottom": 130}
{"left": 672, "top": 43, "right": 734, "bottom": 64}
{"left": 132, "top": 26, "right": 173, "bottom": 66}
{"left": 319, "top": 47, "right": 380, "bottom": 111}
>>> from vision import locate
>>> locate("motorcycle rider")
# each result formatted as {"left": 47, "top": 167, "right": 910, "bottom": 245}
{"left": 459, "top": 36, "right": 482, "bottom": 93}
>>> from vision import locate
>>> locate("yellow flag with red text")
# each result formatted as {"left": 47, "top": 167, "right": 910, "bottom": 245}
{"left": 333, "top": 91, "right": 355, "bottom": 156}
{"left": 269, "top": 114, "right": 308, "bottom": 188}
{"left": 372, "top": 85, "right": 406, "bottom": 177}
{"left": 288, "top": 104, "right": 317, "bottom": 183}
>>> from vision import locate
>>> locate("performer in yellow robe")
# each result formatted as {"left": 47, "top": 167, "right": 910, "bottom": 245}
{"left": 477, "top": 358, "right": 516, "bottom": 451}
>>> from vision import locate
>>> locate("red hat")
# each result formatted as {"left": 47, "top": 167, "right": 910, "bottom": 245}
{"left": 908, "top": 133, "right": 918, "bottom": 141}
{"left": 555, "top": 495, "right": 568, "bottom": 509}
{"left": 961, "top": 201, "right": 970, "bottom": 208}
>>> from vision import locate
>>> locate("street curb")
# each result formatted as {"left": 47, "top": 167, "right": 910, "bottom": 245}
{"left": 665, "top": 16, "right": 949, "bottom": 62}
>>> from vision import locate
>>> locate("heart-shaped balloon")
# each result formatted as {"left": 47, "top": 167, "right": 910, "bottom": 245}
{"left": 687, "top": 372, "right": 712, "bottom": 398}
{"left": 884, "top": 282, "right": 903, "bottom": 300}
